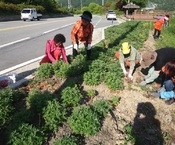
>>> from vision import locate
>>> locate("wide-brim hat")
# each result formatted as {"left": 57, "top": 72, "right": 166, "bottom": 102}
{"left": 141, "top": 51, "right": 158, "bottom": 68}
{"left": 80, "top": 14, "right": 91, "bottom": 22}
{"left": 122, "top": 42, "right": 130, "bottom": 54}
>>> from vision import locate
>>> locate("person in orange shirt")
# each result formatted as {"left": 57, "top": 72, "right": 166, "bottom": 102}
{"left": 71, "top": 11, "right": 94, "bottom": 60}
{"left": 153, "top": 16, "right": 169, "bottom": 39}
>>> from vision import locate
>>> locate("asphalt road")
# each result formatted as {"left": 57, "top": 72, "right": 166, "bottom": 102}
{"left": 0, "top": 15, "right": 123, "bottom": 73}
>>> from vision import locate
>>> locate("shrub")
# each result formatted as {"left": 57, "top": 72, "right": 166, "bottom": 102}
{"left": 0, "top": 87, "right": 14, "bottom": 129}
{"left": 104, "top": 72, "right": 124, "bottom": 90}
{"left": 8, "top": 123, "right": 45, "bottom": 145}
{"left": 68, "top": 105, "right": 101, "bottom": 136}
{"left": 43, "top": 99, "right": 66, "bottom": 132}
{"left": 61, "top": 85, "right": 83, "bottom": 107}
{"left": 5, "top": 109, "right": 35, "bottom": 138}
{"left": 26, "top": 89, "right": 53, "bottom": 114}
{"left": 35, "top": 63, "right": 54, "bottom": 80}
{"left": 53, "top": 61, "right": 70, "bottom": 79}
{"left": 92, "top": 99, "right": 112, "bottom": 118}
{"left": 54, "top": 135, "right": 79, "bottom": 145}
{"left": 83, "top": 71, "right": 102, "bottom": 86}
{"left": 69, "top": 54, "right": 88, "bottom": 77}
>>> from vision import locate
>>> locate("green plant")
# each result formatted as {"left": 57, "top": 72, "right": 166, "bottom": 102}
{"left": 86, "top": 89, "right": 96, "bottom": 98}
{"left": 54, "top": 62, "right": 70, "bottom": 79}
{"left": 54, "top": 135, "right": 79, "bottom": 145}
{"left": 92, "top": 99, "right": 112, "bottom": 118}
{"left": 110, "top": 95, "right": 120, "bottom": 106}
{"left": 8, "top": 123, "right": 45, "bottom": 145}
{"left": 26, "top": 89, "right": 53, "bottom": 113}
{"left": 35, "top": 63, "right": 54, "bottom": 80}
{"left": 5, "top": 109, "right": 35, "bottom": 136}
{"left": 69, "top": 54, "right": 88, "bottom": 77}
{"left": 61, "top": 85, "right": 83, "bottom": 107}
{"left": 83, "top": 71, "right": 103, "bottom": 86}
{"left": 0, "top": 87, "right": 14, "bottom": 129}
{"left": 68, "top": 105, "right": 101, "bottom": 136}
{"left": 42, "top": 99, "right": 66, "bottom": 132}
{"left": 124, "top": 123, "right": 136, "bottom": 145}
{"left": 104, "top": 72, "right": 124, "bottom": 90}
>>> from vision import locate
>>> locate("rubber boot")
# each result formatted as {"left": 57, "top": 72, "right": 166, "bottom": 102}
{"left": 86, "top": 49, "right": 91, "bottom": 60}
{"left": 73, "top": 49, "right": 78, "bottom": 58}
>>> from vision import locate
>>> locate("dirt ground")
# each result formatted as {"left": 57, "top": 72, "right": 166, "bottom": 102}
{"left": 47, "top": 31, "right": 175, "bottom": 145}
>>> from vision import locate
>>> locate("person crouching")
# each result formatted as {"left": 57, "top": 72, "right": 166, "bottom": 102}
{"left": 115, "top": 42, "right": 141, "bottom": 80}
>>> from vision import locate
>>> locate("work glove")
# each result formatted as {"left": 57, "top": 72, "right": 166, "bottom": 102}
{"left": 87, "top": 44, "right": 91, "bottom": 50}
{"left": 128, "top": 73, "right": 133, "bottom": 80}
{"left": 128, "top": 69, "right": 133, "bottom": 80}
{"left": 122, "top": 69, "right": 127, "bottom": 77}
{"left": 139, "top": 81, "right": 147, "bottom": 86}
{"left": 73, "top": 44, "right": 78, "bottom": 50}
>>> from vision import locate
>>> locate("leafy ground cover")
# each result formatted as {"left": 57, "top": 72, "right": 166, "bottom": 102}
{"left": 0, "top": 20, "right": 175, "bottom": 145}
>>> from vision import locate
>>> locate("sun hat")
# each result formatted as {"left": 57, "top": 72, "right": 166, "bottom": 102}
{"left": 121, "top": 42, "right": 130, "bottom": 54}
{"left": 141, "top": 51, "right": 157, "bottom": 68}
{"left": 164, "top": 16, "right": 169, "bottom": 21}
{"left": 80, "top": 11, "right": 92, "bottom": 22}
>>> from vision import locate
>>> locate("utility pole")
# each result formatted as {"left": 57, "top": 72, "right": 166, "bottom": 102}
{"left": 80, "top": 0, "right": 82, "bottom": 12}
{"left": 68, "top": 0, "right": 72, "bottom": 11}
{"left": 102, "top": 0, "right": 104, "bottom": 6}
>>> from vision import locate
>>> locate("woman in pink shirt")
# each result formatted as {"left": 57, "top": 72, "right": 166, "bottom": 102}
{"left": 40, "top": 34, "right": 68, "bottom": 64}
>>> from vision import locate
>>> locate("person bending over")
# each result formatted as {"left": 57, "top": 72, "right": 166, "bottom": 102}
{"left": 115, "top": 42, "right": 141, "bottom": 80}
{"left": 40, "top": 34, "right": 68, "bottom": 64}
{"left": 71, "top": 11, "right": 94, "bottom": 60}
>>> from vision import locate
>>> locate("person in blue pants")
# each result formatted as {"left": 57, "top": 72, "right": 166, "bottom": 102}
{"left": 151, "top": 60, "right": 175, "bottom": 105}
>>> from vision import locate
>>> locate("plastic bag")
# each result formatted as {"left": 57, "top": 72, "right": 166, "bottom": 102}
{"left": 0, "top": 73, "right": 16, "bottom": 88}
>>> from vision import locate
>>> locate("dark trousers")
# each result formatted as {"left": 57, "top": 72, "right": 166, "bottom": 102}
{"left": 72, "top": 43, "right": 91, "bottom": 60}
{"left": 153, "top": 29, "right": 161, "bottom": 39}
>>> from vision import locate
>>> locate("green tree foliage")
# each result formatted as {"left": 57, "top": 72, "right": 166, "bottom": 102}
{"left": 0, "top": 0, "right": 61, "bottom": 13}
{"left": 122, "top": 0, "right": 148, "bottom": 7}
{"left": 150, "top": 0, "right": 175, "bottom": 11}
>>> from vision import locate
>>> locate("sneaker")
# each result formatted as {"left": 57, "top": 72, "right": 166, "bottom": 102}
{"left": 165, "top": 98, "right": 175, "bottom": 105}
{"left": 150, "top": 92, "right": 160, "bottom": 98}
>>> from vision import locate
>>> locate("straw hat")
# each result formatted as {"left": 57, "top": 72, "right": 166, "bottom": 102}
{"left": 141, "top": 51, "right": 157, "bottom": 68}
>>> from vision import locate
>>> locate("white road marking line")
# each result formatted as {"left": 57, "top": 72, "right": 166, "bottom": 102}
{"left": 0, "top": 37, "right": 30, "bottom": 49}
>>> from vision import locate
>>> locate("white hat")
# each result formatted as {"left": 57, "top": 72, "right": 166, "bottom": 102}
{"left": 164, "top": 16, "right": 169, "bottom": 21}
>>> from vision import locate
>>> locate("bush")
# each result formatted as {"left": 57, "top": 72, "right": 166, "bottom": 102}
{"left": 26, "top": 89, "right": 53, "bottom": 114}
{"left": 92, "top": 99, "right": 112, "bottom": 118}
{"left": 0, "top": 87, "right": 14, "bottom": 129}
{"left": 43, "top": 99, "right": 66, "bottom": 132}
{"left": 54, "top": 135, "right": 79, "bottom": 145}
{"left": 8, "top": 123, "right": 45, "bottom": 145}
{"left": 35, "top": 63, "right": 54, "bottom": 80}
{"left": 68, "top": 105, "right": 101, "bottom": 136}
{"left": 61, "top": 85, "right": 83, "bottom": 107}
{"left": 53, "top": 61, "right": 70, "bottom": 79}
